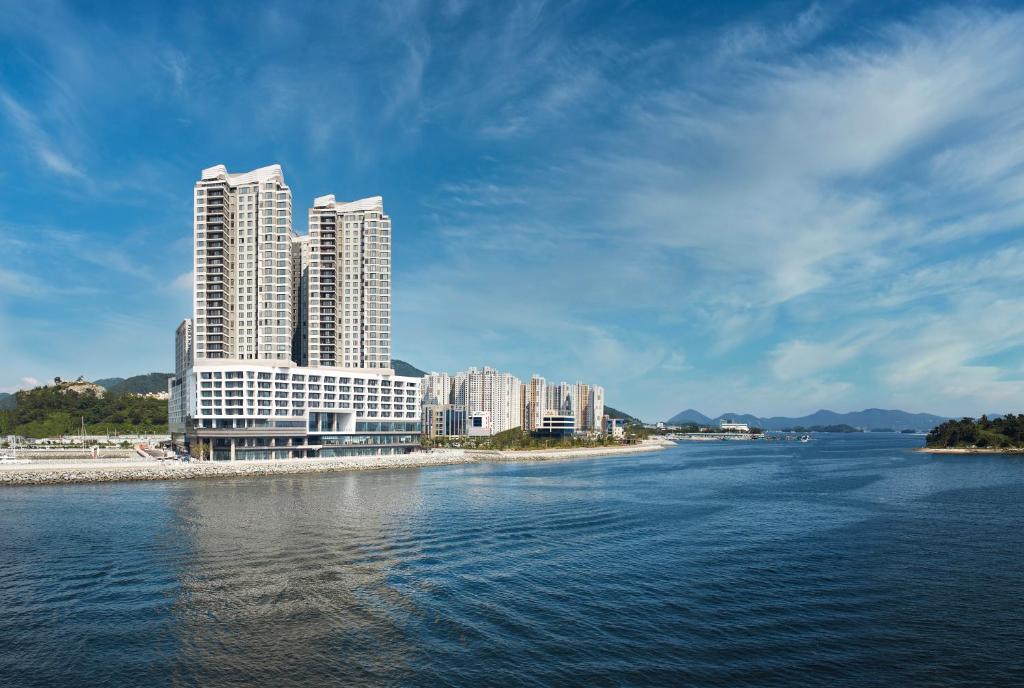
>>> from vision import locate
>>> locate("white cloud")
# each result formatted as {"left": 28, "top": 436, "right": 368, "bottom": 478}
{"left": 172, "top": 271, "right": 193, "bottom": 292}
{"left": 402, "top": 5, "right": 1024, "bottom": 418}
{"left": 0, "top": 90, "right": 86, "bottom": 180}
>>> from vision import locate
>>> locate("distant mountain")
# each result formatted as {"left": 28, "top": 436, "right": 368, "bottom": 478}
{"left": 93, "top": 377, "right": 125, "bottom": 389}
{"left": 605, "top": 406, "right": 642, "bottom": 424}
{"left": 666, "top": 408, "right": 950, "bottom": 432}
{"left": 392, "top": 359, "right": 427, "bottom": 377}
{"left": 108, "top": 373, "right": 174, "bottom": 395}
{"left": 0, "top": 392, "right": 14, "bottom": 410}
{"left": 666, "top": 409, "right": 713, "bottom": 425}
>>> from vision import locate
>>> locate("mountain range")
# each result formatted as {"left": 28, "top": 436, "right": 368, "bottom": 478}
{"left": 666, "top": 408, "right": 950, "bottom": 431}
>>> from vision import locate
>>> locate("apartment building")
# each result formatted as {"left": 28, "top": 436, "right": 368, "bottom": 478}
{"left": 421, "top": 367, "right": 521, "bottom": 436}
{"left": 170, "top": 164, "right": 418, "bottom": 460}
{"left": 520, "top": 374, "right": 545, "bottom": 432}
{"left": 421, "top": 369, "right": 606, "bottom": 437}
{"left": 169, "top": 319, "right": 193, "bottom": 429}
{"left": 543, "top": 380, "right": 606, "bottom": 434}
{"left": 422, "top": 372, "right": 453, "bottom": 406}
{"left": 193, "top": 164, "right": 299, "bottom": 362}
{"left": 306, "top": 195, "right": 392, "bottom": 371}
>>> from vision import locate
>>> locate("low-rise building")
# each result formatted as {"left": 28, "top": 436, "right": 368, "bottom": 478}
{"left": 535, "top": 412, "right": 575, "bottom": 438}
{"left": 423, "top": 404, "right": 467, "bottom": 438}
{"left": 467, "top": 411, "right": 492, "bottom": 437}
{"left": 605, "top": 417, "right": 625, "bottom": 438}
{"left": 169, "top": 363, "right": 420, "bottom": 460}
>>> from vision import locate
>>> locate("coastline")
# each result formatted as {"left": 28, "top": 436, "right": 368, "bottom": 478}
{"left": 0, "top": 439, "right": 676, "bottom": 487}
{"left": 917, "top": 446, "right": 1024, "bottom": 454}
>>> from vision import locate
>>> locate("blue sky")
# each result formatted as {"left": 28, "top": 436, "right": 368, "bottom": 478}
{"left": 2, "top": 0, "right": 1024, "bottom": 421}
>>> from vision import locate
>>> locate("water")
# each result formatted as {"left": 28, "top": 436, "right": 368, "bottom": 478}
{"left": 2, "top": 434, "right": 1023, "bottom": 687}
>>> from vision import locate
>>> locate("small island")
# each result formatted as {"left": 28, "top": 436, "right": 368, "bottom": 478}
{"left": 922, "top": 415, "right": 1024, "bottom": 453}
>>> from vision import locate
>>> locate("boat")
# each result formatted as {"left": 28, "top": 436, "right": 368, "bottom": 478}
{"left": 799, "top": 434, "right": 811, "bottom": 443}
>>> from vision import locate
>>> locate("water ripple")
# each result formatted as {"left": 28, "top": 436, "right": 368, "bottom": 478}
{"left": 2, "top": 435, "right": 1024, "bottom": 686}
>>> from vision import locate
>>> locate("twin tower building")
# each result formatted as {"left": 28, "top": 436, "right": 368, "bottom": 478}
{"left": 169, "top": 164, "right": 421, "bottom": 461}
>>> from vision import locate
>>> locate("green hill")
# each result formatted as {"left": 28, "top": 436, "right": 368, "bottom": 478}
{"left": 93, "top": 377, "right": 125, "bottom": 389}
{"left": 0, "top": 383, "right": 167, "bottom": 438}
{"left": 108, "top": 373, "right": 173, "bottom": 394}
{"left": 605, "top": 405, "right": 641, "bottom": 424}
{"left": 0, "top": 392, "right": 14, "bottom": 411}
{"left": 927, "top": 415, "right": 1024, "bottom": 448}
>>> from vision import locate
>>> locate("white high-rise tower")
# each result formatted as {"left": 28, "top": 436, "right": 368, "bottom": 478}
{"left": 192, "top": 164, "right": 298, "bottom": 362}
{"left": 306, "top": 194, "right": 392, "bottom": 370}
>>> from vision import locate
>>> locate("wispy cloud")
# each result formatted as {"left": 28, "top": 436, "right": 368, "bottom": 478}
{"left": 0, "top": 90, "right": 86, "bottom": 180}
{"left": 401, "top": 4, "right": 1024, "bottom": 417}
{"left": 3, "top": 2, "right": 1024, "bottom": 419}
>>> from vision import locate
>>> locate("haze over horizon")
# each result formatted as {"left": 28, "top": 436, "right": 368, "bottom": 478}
{"left": 3, "top": 1, "right": 1024, "bottom": 421}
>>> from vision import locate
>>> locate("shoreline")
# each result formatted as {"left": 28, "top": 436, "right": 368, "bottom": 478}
{"left": 917, "top": 446, "right": 1024, "bottom": 455}
{"left": 0, "top": 439, "right": 675, "bottom": 487}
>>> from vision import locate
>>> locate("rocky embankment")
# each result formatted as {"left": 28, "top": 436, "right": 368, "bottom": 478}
{"left": 0, "top": 440, "right": 674, "bottom": 486}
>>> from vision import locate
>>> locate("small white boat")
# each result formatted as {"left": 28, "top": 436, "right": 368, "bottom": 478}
{"left": 799, "top": 434, "right": 812, "bottom": 443}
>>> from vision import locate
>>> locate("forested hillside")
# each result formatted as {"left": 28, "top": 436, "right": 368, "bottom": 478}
{"left": 0, "top": 385, "right": 167, "bottom": 438}
{"left": 926, "top": 415, "right": 1024, "bottom": 448}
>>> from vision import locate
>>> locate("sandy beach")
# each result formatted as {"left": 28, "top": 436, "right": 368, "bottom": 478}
{"left": 0, "top": 439, "right": 675, "bottom": 486}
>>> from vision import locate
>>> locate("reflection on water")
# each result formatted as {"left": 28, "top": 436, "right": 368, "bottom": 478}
{"left": 2, "top": 435, "right": 1024, "bottom": 687}
{"left": 166, "top": 471, "right": 428, "bottom": 685}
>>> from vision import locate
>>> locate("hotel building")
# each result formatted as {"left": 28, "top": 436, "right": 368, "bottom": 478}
{"left": 170, "top": 164, "right": 420, "bottom": 460}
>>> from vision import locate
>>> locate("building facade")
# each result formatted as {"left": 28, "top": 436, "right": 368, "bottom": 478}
{"left": 170, "top": 164, "right": 418, "bottom": 460}
{"left": 306, "top": 195, "right": 391, "bottom": 370}
{"left": 423, "top": 404, "right": 467, "bottom": 438}
{"left": 421, "top": 367, "right": 523, "bottom": 436}
{"left": 192, "top": 164, "right": 300, "bottom": 362}
{"left": 523, "top": 374, "right": 547, "bottom": 432}
{"left": 174, "top": 364, "right": 419, "bottom": 460}
{"left": 421, "top": 369, "right": 605, "bottom": 437}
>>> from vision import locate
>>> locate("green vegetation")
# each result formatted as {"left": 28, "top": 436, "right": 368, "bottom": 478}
{"left": 926, "top": 415, "right": 1024, "bottom": 449}
{"left": 421, "top": 427, "right": 626, "bottom": 450}
{"left": 106, "top": 373, "right": 173, "bottom": 395}
{"left": 605, "top": 405, "right": 641, "bottom": 424}
{"left": 780, "top": 424, "right": 860, "bottom": 433}
{"left": 0, "top": 384, "right": 167, "bottom": 438}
